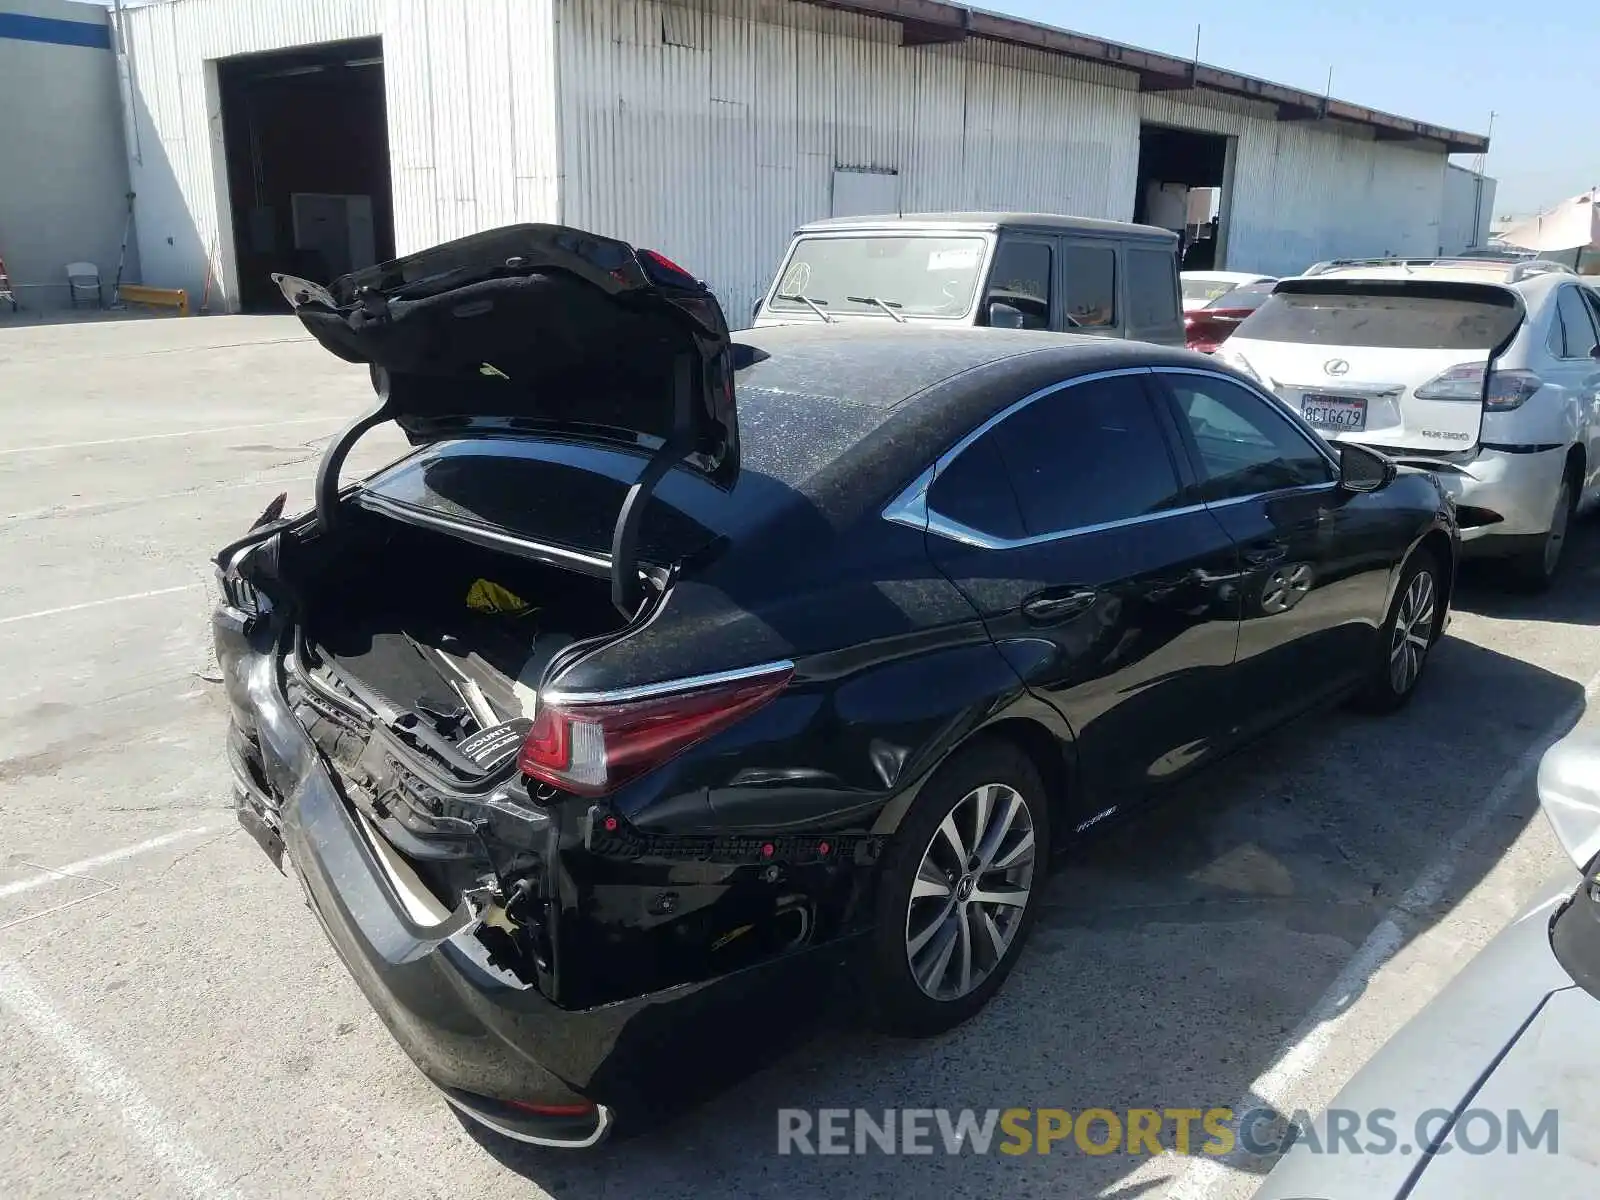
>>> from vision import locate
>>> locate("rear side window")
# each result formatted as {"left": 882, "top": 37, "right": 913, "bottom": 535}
{"left": 1063, "top": 243, "right": 1117, "bottom": 328}
{"left": 1238, "top": 286, "right": 1522, "bottom": 350}
{"left": 1554, "top": 287, "right": 1600, "bottom": 359}
{"left": 984, "top": 239, "right": 1052, "bottom": 330}
{"left": 1127, "top": 249, "right": 1179, "bottom": 329}
{"left": 986, "top": 374, "right": 1182, "bottom": 535}
{"left": 926, "top": 434, "right": 1026, "bottom": 539}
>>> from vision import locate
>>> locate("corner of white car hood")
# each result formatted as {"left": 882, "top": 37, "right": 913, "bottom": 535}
{"left": 1254, "top": 868, "right": 1582, "bottom": 1200}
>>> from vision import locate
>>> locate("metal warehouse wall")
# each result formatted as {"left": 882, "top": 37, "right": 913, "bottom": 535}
{"left": 1439, "top": 164, "right": 1496, "bottom": 255}
{"left": 0, "top": 0, "right": 136, "bottom": 310}
{"left": 119, "top": 0, "right": 1455, "bottom": 316}
{"left": 119, "top": 0, "right": 560, "bottom": 310}
{"left": 556, "top": 0, "right": 1453, "bottom": 318}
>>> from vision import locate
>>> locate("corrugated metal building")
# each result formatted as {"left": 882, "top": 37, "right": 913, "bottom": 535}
{"left": 1439, "top": 164, "right": 1497, "bottom": 255}
{"left": 116, "top": 0, "right": 1491, "bottom": 318}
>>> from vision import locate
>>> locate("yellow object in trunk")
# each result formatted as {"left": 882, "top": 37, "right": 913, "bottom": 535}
{"left": 465, "top": 578, "right": 537, "bottom": 617}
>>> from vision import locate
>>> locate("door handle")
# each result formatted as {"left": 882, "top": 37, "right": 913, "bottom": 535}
{"left": 1022, "top": 587, "right": 1098, "bottom": 622}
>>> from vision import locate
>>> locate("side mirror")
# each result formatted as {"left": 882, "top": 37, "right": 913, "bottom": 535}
{"left": 1589, "top": 342, "right": 1600, "bottom": 361}
{"left": 988, "top": 300, "right": 1026, "bottom": 329}
{"left": 751, "top": 298, "right": 763, "bottom": 321}
{"left": 1338, "top": 442, "right": 1396, "bottom": 493}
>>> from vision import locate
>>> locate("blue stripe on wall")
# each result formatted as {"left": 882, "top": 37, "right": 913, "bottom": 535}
{"left": 0, "top": 12, "right": 112, "bottom": 50}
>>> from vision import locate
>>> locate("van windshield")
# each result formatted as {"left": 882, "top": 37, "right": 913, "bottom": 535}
{"left": 769, "top": 235, "right": 988, "bottom": 318}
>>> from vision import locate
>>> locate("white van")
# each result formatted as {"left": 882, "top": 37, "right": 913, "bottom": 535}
{"left": 1219, "top": 257, "right": 1600, "bottom": 588}
{"left": 752, "top": 212, "right": 1185, "bottom": 346}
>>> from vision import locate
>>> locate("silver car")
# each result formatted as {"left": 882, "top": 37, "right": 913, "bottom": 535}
{"left": 1256, "top": 727, "right": 1600, "bottom": 1198}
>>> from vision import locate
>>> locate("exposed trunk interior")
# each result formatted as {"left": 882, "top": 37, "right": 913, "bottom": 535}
{"left": 284, "top": 509, "right": 632, "bottom": 767}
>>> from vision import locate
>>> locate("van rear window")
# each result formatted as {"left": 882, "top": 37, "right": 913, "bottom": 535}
{"left": 1237, "top": 287, "right": 1522, "bottom": 350}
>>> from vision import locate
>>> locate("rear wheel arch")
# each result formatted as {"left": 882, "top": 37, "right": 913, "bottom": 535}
{"left": 869, "top": 716, "right": 1072, "bottom": 851}
{"left": 1416, "top": 528, "right": 1454, "bottom": 641}
{"left": 1565, "top": 443, "right": 1586, "bottom": 496}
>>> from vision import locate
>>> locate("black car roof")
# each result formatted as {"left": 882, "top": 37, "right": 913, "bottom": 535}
{"left": 723, "top": 324, "right": 1209, "bottom": 543}
{"left": 733, "top": 323, "right": 1196, "bottom": 411}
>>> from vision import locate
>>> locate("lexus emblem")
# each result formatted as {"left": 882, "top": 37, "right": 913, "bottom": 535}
{"left": 1324, "top": 358, "right": 1351, "bottom": 377}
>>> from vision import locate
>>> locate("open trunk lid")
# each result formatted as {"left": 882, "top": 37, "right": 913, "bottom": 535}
{"left": 274, "top": 223, "right": 738, "bottom": 615}
{"left": 1225, "top": 278, "right": 1525, "bottom": 455}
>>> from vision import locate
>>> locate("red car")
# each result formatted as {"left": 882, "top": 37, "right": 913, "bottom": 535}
{"left": 1184, "top": 279, "right": 1277, "bottom": 353}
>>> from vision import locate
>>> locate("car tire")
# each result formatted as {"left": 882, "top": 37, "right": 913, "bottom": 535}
{"left": 1353, "top": 547, "right": 1442, "bottom": 714}
{"left": 1509, "top": 472, "right": 1576, "bottom": 593}
{"left": 867, "top": 737, "right": 1050, "bottom": 1038}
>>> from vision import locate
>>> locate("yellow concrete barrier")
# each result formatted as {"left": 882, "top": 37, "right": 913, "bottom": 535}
{"left": 119, "top": 284, "right": 190, "bottom": 316}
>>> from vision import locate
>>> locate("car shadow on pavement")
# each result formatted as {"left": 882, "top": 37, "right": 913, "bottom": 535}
{"left": 458, "top": 625, "right": 1585, "bottom": 1199}
{"left": 1451, "top": 517, "right": 1600, "bottom": 624}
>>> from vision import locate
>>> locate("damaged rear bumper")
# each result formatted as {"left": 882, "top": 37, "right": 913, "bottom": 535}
{"left": 219, "top": 616, "right": 858, "bottom": 1144}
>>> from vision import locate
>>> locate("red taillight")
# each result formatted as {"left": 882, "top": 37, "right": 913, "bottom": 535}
{"left": 638, "top": 248, "right": 697, "bottom": 289}
{"left": 503, "top": 1099, "right": 597, "bottom": 1117}
{"left": 517, "top": 665, "right": 794, "bottom": 796}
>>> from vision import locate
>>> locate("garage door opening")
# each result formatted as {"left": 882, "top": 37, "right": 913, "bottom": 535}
{"left": 218, "top": 38, "right": 395, "bottom": 312}
{"left": 1134, "top": 125, "right": 1231, "bottom": 271}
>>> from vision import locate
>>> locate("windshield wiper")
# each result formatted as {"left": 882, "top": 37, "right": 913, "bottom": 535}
{"left": 776, "top": 292, "right": 834, "bottom": 323}
{"left": 846, "top": 295, "right": 906, "bottom": 323}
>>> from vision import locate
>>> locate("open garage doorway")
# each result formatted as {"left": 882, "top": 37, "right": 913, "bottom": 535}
{"left": 1133, "top": 125, "right": 1232, "bottom": 271}
{"left": 217, "top": 38, "right": 395, "bottom": 312}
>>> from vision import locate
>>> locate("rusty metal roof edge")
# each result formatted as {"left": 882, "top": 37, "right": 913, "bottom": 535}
{"left": 802, "top": 0, "right": 1490, "bottom": 155}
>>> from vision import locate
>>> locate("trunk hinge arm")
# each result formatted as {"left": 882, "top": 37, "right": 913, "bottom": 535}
{"left": 315, "top": 365, "right": 395, "bottom": 531}
{"left": 610, "top": 353, "right": 696, "bottom": 617}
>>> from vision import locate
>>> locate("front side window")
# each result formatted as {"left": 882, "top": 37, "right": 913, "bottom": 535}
{"left": 983, "top": 239, "right": 1052, "bottom": 330}
{"left": 1163, "top": 374, "right": 1335, "bottom": 502}
{"left": 1555, "top": 287, "right": 1600, "bottom": 359}
{"left": 986, "top": 374, "right": 1183, "bottom": 535}
{"left": 769, "top": 235, "right": 987, "bottom": 319}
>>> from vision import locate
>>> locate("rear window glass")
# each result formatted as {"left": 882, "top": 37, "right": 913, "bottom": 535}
{"left": 1237, "top": 288, "right": 1521, "bottom": 350}
{"left": 1183, "top": 277, "right": 1238, "bottom": 303}
{"left": 769, "top": 235, "right": 988, "bottom": 319}
{"left": 1128, "top": 249, "right": 1179, "bottom": 328}
{"left": 360, "top": 383, "right": 889, "bottom": 557}
{"left": 1206, "top": 281, "right": 1275, "bottom": 311}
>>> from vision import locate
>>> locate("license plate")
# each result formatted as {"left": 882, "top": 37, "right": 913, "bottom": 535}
{"left": 1301, "top": 393, "right": 1368, "bottom": 432}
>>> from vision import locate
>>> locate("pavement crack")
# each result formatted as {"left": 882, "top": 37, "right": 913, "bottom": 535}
{"left": 152, "top": 833, "right": 233, "bottom": 878}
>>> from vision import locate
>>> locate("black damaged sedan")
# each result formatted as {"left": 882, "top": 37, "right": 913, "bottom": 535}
{"left": 215, "top": 224, "right": 1458, "bottom": 1147}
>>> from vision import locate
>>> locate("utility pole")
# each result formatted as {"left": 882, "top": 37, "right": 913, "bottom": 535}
{"left": 1471, "top": 110, "right": 1496, "bottom": 248}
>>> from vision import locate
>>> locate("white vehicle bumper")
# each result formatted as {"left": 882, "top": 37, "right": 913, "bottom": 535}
{"left": 1427, "top": 445, "right": 1567, "bottom": 550}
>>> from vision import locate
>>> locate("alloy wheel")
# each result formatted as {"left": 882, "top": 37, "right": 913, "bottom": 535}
{"left": 1388, "top": 568, "right": 1436, "bottom": 695}
{"left": 904, "top": 782, "right": 1036, "bottom": 1001}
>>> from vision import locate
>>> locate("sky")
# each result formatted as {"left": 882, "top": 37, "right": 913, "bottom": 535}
{"left": 987, "top": 0, "right": 1598, "bottom": 217}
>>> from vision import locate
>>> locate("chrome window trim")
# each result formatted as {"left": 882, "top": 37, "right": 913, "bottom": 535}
{"left": 881, "top": 364, "right": 1345, "bottom": 550}
{"left": 542, "top": 658, "right": 796, "bottom": 707}
{"left": 921, "top": 500, "right": 1216, "bottom": 551}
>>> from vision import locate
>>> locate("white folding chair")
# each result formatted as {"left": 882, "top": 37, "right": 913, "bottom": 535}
{"left": 66, "top": 261, "right": 103, "bottom": 309}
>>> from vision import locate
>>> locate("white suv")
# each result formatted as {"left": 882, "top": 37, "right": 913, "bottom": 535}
{"left": 1218, "top": 258, "right": 1600, "bottom": 588}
